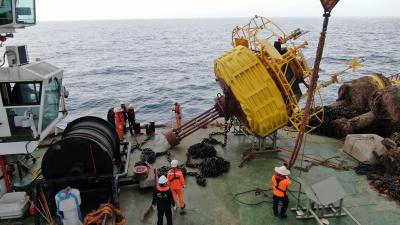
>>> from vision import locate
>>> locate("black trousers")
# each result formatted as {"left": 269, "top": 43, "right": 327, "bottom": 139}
{"left": 272, "top": 195, "right": 289, "bottom": 216}
{"left": 157, "top": 207, "right": 173, "bottom": 225}
{"left": 128, "top": 122, "right": 134, "bottom": 135}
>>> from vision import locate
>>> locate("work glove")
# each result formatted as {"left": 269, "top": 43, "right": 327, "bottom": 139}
{"left": 174, "top": 206, "right": 177, "bottom": 211}
{"left": 152, "top": 205, "right": 156, "bottom": 210}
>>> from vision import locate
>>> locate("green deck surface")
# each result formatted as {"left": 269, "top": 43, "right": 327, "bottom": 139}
{"left": 5, "top": 126, "right": 400, "bottom": 225}
{"left": 120, "top": 127, "right": 400, "bottom": 225}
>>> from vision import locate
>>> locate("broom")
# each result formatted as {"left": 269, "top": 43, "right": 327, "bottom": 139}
{"left": 141, "top": 203, "right": 154, "bottom": 221}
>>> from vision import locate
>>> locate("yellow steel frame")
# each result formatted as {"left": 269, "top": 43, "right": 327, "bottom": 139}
{"left": 232, "top": 15, "right": 324, "bottom": 132}
{"left": 388, "top": 73, "right": 400, "bottom": 85}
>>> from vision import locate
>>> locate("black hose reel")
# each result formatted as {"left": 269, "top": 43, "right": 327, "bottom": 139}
{"left": 41, "top": 116, "right": 121, "bottom": 179}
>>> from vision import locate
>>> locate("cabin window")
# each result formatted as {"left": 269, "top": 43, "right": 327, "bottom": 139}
{"left": 0, "top": 0, "right": 12, "bottom": 26}
{"left": 16, "top": 0, "right": 35, "bottom": 24}
{"left": 0, "top": 82, "right": 41, "bottom": 106}
{"left": 42, "top": 77, "right": 61, "bottom": 130}
{"left": 6, "top": 106, "right": 39, "bottom": 139}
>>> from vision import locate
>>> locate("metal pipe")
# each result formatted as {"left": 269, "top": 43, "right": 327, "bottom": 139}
{"left": 115, "top": 142, "right": 132, "bottom": 180}
{"left": 177, "top": 106, "right": 217, "bottom": 131}
{"left": 309, "top": 208, "right": 325, "bottom": 225}
{"left": 342, "top": 207, "right": 362, "bottom": 225}
{"left": 288, "top": 11, "right": 333, "bottom": 169}
{"left": 178, "top": 111, "right": 220, "bottom": 137}
{"left": 180, "top": 113, "right": 221, "bottom": 139}
{"left": 179, "top": 110, "right": 220, "bottom": 133}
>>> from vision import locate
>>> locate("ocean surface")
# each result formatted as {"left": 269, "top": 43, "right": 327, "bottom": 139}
{"left": 7, "top": 18, "right": 400, "bottom": 127}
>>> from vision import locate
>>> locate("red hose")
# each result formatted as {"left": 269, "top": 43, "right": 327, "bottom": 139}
{"left": 0, "top": 155, "right": 12, "bottom": 192}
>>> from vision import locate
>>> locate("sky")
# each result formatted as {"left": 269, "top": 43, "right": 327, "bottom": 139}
{"left": 37, "top": 0, "right": 400, "bottom": 21}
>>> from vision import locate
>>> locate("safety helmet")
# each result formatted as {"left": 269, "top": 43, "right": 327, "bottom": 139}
{"left": 158, "top": 175, "right": 168, "bottom": 184}
{"left": 114, "top": 107, "right": 122, "bottom": 113}
{"left": 274, "top": 166, "right": 290, "bottom": 176}
{"left": 171, "top": 159, "right": 178, "bottom": 168}
{"left": 128, "top": 104, "right": 134, "bottom": 109}
{"left": 107, "top": 107, "right": 114, "bottom": 112}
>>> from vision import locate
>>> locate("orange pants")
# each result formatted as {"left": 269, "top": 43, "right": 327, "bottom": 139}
{"left": 172, "top": 189, "right": 185, "bottom": 208}
{"left": 116, "top": 125, "right": 124, "bottom": 140}
{"left": 176, "top": 115, "right": 182, "bottom": 127}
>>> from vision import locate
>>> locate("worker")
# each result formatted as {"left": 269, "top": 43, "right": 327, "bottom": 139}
{"left": 271, "top": 165, "right": 292, "bottom": 218}
{"left": 167, "top": 159, "right": 185, "bottom": 213}
{"left": 107, "top": 107, "right": 115, "bottom": 128}
{"left": 114, "top": 107, "right": 125, "bottom": 141}
{"left": 127, "top": 104, "right": 136, "bottom": 135}
{"left": 152, "top": 175, "right": 175, "bottom": 225}
{"left": 120, "top": 102, "right": 128, "bottom": 133}
{"left": 172, "top": 102, "right": 182, "bottom": 127}
{"left": 274, "top": 36, "right": 286, "bottom": 54}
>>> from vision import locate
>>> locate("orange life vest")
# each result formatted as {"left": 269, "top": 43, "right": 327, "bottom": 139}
{"left": 272, "top": 174, "right": 292, "bottom": 197}
{"left": 175, "top": 104, "right": 181, "bottom": 117}
{"left": 156, "top": 185, "right": 170, "bottom": 192}
{"left": 115, "top": 112, "right": 125, "bottom": 140}
{"left": 167, "top": 168, "right": 185, "bottom": 190}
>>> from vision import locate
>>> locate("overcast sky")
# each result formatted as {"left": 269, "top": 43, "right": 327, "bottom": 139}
{"left": 37, "top": 0, "right": 400, "bottom": 21}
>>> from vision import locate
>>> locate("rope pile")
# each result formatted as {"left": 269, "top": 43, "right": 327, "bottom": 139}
{"left": 355, "top": 134, "right": 400, "bottom": 201}
{"left": 83, "top": 203, "right": 125, "bottom": 225}
{"left": 140, "top": 148, "right": 171, "bottom": 164}
{"left": 140, "top": 148, "right": 156, "bottom": 164}
{"left": 184, "top": 140, "right": 230, "bottom": 187}
{"left": 202, "top": 137, "right": 221, "bottom": 145}
{"left": 187, "top": 142, "right": 217, "bottom": 159}
{"left": 198, "top": 157, "right": 230, "bottom": 177}
{"left": 355, "top": 163, "right": 400, "bottom": 200}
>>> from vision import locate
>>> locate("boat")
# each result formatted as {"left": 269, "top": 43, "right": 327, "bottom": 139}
{"left": 0, "top": 1, "right": 399, "bottom": 225}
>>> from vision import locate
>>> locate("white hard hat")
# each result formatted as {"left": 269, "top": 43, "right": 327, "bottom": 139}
{"left": 171, "top": 159, "right": 178, "bottom": 168}
{"left": 158, "top": 175, "right": 168, "bottom": 184}
{"left": 274, "top": 166, "right": 290, "bottom": 176}
{"left": 128, "top": 104, "right": 134, "bottom": 109}
{"left": 107, "top": 107, "right": 114, "bottom": 112}
{"left": 114, "top": 107, "right": 122, "bottom": 113}
{"left": 120, "top": 101, "right": 124, "bottom": 105}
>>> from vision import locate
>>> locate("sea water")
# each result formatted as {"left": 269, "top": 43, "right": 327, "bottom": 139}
{"left": 7, "top": 18, "right": 400, "bottom": 127}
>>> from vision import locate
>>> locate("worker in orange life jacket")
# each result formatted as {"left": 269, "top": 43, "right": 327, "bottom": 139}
{"left": 172, "top": 102, "right": 182, "bottom": 127}
{"left": 271, "top": 165, "right": 292, "bottom": 218}
{"left": 120, "top": 102, "right": 128, "bottom": 133}
{"left": 114, "top": 107, "right": 125, "bottom": 141}
{"left": 167, "top": 159, "right": 185, "bottom": 213}
{"left": 152, "top": 175, "right": 175, "bottom": 225}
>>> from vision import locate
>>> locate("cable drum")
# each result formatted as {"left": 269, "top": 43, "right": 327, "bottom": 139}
{"left": 41, "top": 116, "right": 120, "bottom": 179}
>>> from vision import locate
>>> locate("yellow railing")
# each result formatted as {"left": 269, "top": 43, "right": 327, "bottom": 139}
{"left": 232, "top": 15, "right": 324, "bottom": 132}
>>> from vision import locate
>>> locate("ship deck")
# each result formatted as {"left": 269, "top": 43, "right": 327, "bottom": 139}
{"left": 12, "top": 123, "right": 400, "bottom": 225}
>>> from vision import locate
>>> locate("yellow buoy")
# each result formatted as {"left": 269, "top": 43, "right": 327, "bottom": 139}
{"left": 214, "top": 46, "right": 288, "bottom": 137}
